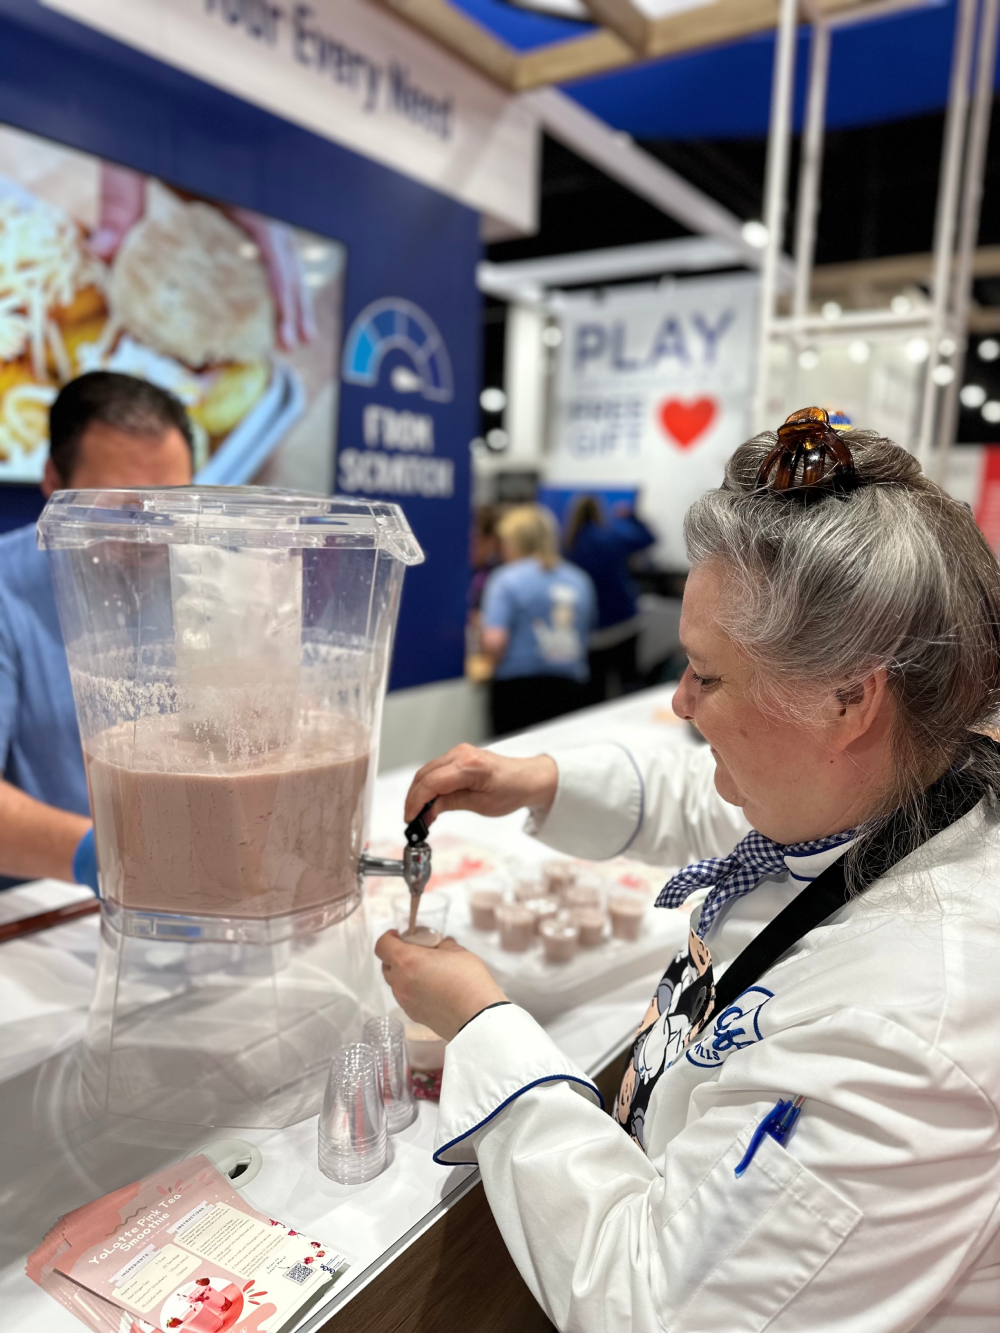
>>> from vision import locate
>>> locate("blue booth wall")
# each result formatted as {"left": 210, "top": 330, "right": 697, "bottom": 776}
{"left": 0, "top": 0, "right": 479, "bottom": 690}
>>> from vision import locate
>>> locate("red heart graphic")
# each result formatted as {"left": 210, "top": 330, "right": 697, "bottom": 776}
{"left": 659, "top": 397, "right": 716, "bottom": 448}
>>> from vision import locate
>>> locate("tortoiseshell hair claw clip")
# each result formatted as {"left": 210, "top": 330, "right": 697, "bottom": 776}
{"left": 756, "top": 407, "right": 859, "bottom": 499}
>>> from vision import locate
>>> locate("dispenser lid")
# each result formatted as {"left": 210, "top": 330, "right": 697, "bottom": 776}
{"left": 37, "top": 487, "right": 425, "bottom": 564}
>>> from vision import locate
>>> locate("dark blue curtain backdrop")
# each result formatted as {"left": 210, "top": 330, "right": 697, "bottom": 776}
{"left": 0, "top": 0, "right": 479, "bottom": 689}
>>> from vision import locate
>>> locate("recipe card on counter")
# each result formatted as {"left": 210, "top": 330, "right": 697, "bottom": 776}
{"left": 27, "top": 1155, "right": 348, "bottom": 1333}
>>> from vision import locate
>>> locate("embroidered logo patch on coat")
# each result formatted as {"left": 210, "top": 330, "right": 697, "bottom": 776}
{"left": 685, "top": 986, "right": 774, "bottom": 1069}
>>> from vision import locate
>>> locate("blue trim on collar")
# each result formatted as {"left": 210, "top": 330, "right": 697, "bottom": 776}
{"left": 432, "top": 1074, "right": 605, "bottom": 1166}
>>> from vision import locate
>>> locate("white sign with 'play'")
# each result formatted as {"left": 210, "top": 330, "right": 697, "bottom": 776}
{"left": 547, "top": 273, "right": 759, "bottom": 569}
{"left": 41, "top": 0, "right": 538, "bottom": 233}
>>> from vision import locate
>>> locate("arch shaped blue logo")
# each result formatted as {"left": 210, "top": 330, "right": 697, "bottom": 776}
{"left": 342, "top": 298, "right": 453, "bottom": 403}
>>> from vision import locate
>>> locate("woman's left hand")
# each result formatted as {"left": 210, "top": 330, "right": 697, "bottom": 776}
{"left": 375, "top": 932, "right": 507, "bottom": 1041}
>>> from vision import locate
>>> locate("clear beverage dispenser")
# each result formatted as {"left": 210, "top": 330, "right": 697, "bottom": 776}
{"left": 38, "top": 488, "right": 423, "bottom": 1128}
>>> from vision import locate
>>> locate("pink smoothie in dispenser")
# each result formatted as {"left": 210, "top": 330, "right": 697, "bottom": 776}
{"left": 609, "top": 894, "right": 646, "bottom": 941}
{"left": 86, "top": 712, "right": 370, "bottom": 919}
{"left": 539, "top": 919, "right": 579, "bottom": 963}
{"left": 469, "top": 890, "right": 503, "bottom": 931}
{"left": 497, "top": 904, "right": 535, "bottom": 952}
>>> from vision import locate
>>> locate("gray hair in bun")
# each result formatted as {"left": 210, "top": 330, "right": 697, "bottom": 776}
{"left": 685, "top": 427, "right": 1000, "bottom": 840}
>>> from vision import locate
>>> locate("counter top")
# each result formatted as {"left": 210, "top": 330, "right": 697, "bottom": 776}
{"left": 0, "top": 685, "right": 695, "bottom": 1332}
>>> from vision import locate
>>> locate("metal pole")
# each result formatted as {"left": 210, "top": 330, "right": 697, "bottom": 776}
{"left": 753, "top": 0, "right": 800, "bottom": 434}
{"left": 934, "top": 0, "right": 999, "bottom": 483}
{"left": 788, "top": 16, "right": 831, "bottom": 408}
{"left": 915, "top": 0, "right": 978, "bottom": 471}
{"left": 792, "top": 19, "right": 830, "bottom": 323}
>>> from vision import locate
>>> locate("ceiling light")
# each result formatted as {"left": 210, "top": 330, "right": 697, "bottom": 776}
{"left": 978, "top": 339, "right": 1000, "bottom": 362}
{"left": 891, "top": 295, "right": 912, "bottom": 315}
{"left": 931, "top": 364, "right": 955, "bottom": 386}
{"left": 741, "top": 220, "right": 769, "bottom": 249}
{"left": 821, "top": 301, "right": 842, "bottom": 321}
{"left": 798, "top": 348, "right": 820, "bottom": 370}
{"left": 960, "top": 384, "right": 987, "bottom": 409}
{"left": 847, "top": 339, "right": 870, "bottom": 363}
{"left": 938, "top": 337, "right": 957, "bottom": 357}
{"left": 905, "top": 338, "right": 930, "bottom": 363}
{"left": 982, "top": 401, "right": 1000, "bottom": 423}
{"left": 485, "top": 428, "right": 509, "bottom": 452}
{"left": 480, "top": 387, "right": 507, "bottom": 413}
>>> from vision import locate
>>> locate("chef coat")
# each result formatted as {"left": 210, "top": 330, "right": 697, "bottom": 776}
{"left": 434, "top": 742, "right": 1000, "bottom": 1332}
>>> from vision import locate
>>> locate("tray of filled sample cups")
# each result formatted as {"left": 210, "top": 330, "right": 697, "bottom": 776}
{"left": 448, "top": 859, "right": 691, "bottom": 1023}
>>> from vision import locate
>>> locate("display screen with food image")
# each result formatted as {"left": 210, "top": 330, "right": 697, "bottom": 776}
{"left": 0, "top": 124, "right": 344, "bottom": 488}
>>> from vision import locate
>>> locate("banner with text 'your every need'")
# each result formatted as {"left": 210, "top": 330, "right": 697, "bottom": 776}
{"left": 547, "top": 273, "right": 759, "bottom": 570}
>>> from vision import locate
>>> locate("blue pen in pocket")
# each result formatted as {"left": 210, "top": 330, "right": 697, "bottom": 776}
{"left": 735, "top": 1095, "right": 804, "bottom": 1177}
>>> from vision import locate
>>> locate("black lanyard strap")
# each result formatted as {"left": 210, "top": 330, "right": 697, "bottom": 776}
{"left": 710, "top": 763, "right": 988, "bottom": 1018}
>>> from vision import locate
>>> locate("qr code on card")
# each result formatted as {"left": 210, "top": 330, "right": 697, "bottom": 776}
{"left": 286, "top": 1262, "right": 314, "bottom": 1285}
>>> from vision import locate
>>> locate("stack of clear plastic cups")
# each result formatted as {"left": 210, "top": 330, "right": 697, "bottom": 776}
{"left": 363, "top": 1016, "right": 418, "bottom": 1133}
{"left": 318, "top": 1043, "right": 388, "bottom": 1183}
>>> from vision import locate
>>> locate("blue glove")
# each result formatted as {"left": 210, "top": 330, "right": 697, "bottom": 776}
{"left": 73, "top": 826, "right": 99, "bottom": 895}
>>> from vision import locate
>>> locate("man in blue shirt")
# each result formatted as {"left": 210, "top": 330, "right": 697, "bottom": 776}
{"left": 0, "top": 372, "right": 193, "bottom": 886}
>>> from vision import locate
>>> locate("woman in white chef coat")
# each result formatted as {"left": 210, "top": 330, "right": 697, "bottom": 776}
{"left": 376, "top": 410, "right": 1000, "bottom": 1333}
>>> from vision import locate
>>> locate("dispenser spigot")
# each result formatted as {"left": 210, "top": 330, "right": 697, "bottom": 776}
{"left": 359, "top": 801, "right": 434, "bottom": 901}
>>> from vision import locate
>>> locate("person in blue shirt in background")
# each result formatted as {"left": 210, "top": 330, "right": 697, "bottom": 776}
{"left": 565, "top": 495, "right": 656, "bottom": 704}
{"left": 481, "top": 504, "right": 597, "bottom": 737}
{"left": 0, "top": 371, "right": 194, "bottom": 889}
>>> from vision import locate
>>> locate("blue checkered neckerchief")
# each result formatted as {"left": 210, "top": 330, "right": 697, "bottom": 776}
{"left": 655, "top": 827, "right": 857, "bottom": 938}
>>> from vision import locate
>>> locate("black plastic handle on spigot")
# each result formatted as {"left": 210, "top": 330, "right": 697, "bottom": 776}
{"left": 405, "top": 800, "right": 435, "bottom": 847}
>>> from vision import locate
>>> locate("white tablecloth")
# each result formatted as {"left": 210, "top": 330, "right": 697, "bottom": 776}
{"left": 0, "top": 685, "right": 695, "bottom": 1331}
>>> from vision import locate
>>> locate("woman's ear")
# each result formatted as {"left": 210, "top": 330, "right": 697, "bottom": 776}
{"left": 832, "top": 669, "right": 890, "bottom": 747}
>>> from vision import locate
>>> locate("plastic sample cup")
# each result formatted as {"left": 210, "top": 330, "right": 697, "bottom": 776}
{"left": 403, "top": 1019, "right": 446, "bottom": 1101}
{"left": 539, "top": 918, "right": 579, "bottom": 963}
{"left": 608, "top": 894, "right": 646, "bottom": 941}
{"left": 523, "top": 896, "right": 560, "bottom": 933}
{"left": 318, "top": 1042, "right": 388, "bottom": 1184}
{"left": 364, "top": 1015, "right": 417, "bottom": 1133}
{"left": 400, "top": 927, "right": 443, "bottom": 948}
{"left": 496, "top": 903, "right": 535, "bottom": 952}
{"left": 565, "top": 884, "right": 602, "bottom": 910}
{"left": 469, "top": 889, "right": 503, "bottom": 932}
{"left": 513, "top": 872, "right": 543, "bottom": 903}
{"left": 393, "top": 893, "right": 448, "bottom": 945}
{"left": 573, "top": 908, "right": 607, "bottom": 949}
{"left": 542, "top": 860, "right": 577, "bottom": 899}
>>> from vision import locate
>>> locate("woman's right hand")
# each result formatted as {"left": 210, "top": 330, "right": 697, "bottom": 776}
{"left": 404, "top": 744, "right": 558, "bottom": 827}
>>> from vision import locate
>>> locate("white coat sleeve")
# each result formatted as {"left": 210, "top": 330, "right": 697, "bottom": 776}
{"left": 527, "top": 741, "right": 750, "bottom": 865}
{"left": 435, "top": 1005, "right": 1000, "bottom": 1333}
